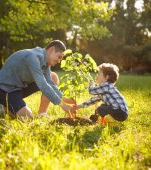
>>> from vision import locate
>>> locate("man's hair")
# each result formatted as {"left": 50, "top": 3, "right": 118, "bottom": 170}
{"left": 98, "top": 63, "right": 119, "bottom": 84}
{"left": 45, "top": 40, "right": 66, "bottom": 52}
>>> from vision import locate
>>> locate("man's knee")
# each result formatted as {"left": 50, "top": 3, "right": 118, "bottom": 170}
{"left": 16, "top": 106, "right": 33, "bottom": 119}
{"left": 51, "top": 72, "right": 59, "bottom": 85}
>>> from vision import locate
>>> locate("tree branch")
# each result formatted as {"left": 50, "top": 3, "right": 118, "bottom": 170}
{"left": 27, "top": 0, "right": 50, "bottom": 5}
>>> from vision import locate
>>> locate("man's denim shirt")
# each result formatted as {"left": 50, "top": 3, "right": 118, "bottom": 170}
{"left": 0, "top": 47, "right": 62, "bottom": 105}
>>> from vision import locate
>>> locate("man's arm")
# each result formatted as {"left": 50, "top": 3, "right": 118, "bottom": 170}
{"left": 44, "top": 68, "right": 63, "bottom": 98}
{"left": 25, "top": 54, "right": 61, "bottom": 105}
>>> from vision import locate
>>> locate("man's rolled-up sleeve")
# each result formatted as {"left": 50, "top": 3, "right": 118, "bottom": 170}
{"left": 25, "top": 54, "right": 61, "bottom": 105}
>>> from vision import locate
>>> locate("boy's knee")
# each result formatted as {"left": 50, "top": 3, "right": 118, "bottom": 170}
{"left": 95, "top": 107, "right": 102, "bottom": 115}
{"left": 117, "top": 114, "right": 128, "bottom": 122}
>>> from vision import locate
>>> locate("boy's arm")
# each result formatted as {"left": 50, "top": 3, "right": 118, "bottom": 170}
{"left": 89, "top": 82, "right": 109, "bottom": 95}
{"left": 77, "top": 95, "right": 101, "bottom": 109}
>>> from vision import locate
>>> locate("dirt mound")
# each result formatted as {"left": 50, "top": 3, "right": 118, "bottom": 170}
{"left": 50, "top": 117, "right": 94, "bottom": 126}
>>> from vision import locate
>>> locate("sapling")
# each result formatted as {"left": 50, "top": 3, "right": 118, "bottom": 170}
{"left": 59, "top": 50, "right": 97, "bottom": 105}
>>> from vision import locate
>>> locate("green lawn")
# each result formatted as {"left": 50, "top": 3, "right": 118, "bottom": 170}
{"left": 0, "top": 74, "right": 151, "bottom": 170}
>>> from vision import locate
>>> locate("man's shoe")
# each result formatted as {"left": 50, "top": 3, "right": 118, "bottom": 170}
{"left": 37, "top": 113, "right": 50, "bottom": 118}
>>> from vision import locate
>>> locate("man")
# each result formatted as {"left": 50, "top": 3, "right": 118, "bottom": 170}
{"left": 0, "top": 40, "right": 75, "bottom": 119}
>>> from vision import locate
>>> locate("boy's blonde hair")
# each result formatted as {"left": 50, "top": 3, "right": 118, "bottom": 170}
{"left": 98, "top": 63, "right": 119, "bottom": 83}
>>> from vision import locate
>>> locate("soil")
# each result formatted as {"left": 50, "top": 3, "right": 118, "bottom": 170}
{"left": 50, "top": 117, "right": 94, "bottom": 126}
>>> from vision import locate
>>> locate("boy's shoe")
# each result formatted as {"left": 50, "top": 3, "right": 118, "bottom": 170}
{"left": 89, "top": 114, "right": 99, "bottom": 123}
{"left": 0, "top": 104, "right": 5, "bottom": 118}
{"left": 101, "top": 117, "right": 106, "bottom": 125}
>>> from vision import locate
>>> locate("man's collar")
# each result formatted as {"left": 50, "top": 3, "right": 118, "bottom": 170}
{"left": 36, "top": 47, "right": 47, "bottom": 67}
{"left": 43, "top": 48, "right": 47, "bottom": 67}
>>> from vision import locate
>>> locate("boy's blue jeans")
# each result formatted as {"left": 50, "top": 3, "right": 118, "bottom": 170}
{"left": 96, "top": 104, "right": 128, "bottom": 121}
{"left": 0, "top": 82, "right": 39, "bottom": 114}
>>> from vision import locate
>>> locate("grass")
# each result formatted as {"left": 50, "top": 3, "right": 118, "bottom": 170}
{"left": 0, "top": 74, "right": 151, "bottom": 170}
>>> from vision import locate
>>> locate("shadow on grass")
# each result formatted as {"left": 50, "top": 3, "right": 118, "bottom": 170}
{"left": 65, "top": 124, "right": 124, "bottom": 152}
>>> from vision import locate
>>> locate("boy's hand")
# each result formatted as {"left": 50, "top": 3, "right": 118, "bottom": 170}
{"left": 62, "top": 97, "right": 76, "bottom": 105}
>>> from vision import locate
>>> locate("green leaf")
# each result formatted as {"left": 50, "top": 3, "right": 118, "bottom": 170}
{"left": 61, "top": 60, "right": 66, "bottom": 68}
{"left": 63, "top": 49, "right": 72, "bottom": 56}
{"left": 60, "top": 52, "right": 97, "bottom": 99}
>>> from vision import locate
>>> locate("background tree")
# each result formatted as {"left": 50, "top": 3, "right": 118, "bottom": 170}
{"left": 0, "top": 0, "right": 9, "bottom": 67}
{"left": 0, "top": 0, "right": 151, "bottom": 72}
{"left": 140, "top": 0, "right": 151, "bottom": 44}
{"left": 79, "top": 0, "right": 151, "bottom": 72}
{"left": 0, "top": 0, "right": 113, "bottom": 66}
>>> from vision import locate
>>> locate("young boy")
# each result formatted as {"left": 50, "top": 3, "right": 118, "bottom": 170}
{"left": 75, "top": 63, "right": 128, "bottom": 123}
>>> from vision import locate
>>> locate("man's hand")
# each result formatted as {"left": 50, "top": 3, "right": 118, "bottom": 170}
{"left": 72, "top": 104, "right": 82, "bottom": 110}
{"left": 59, "top": 101, "right": 76, "bottom": 118}
{"left": 69, "top": 106, "right": 77, "bottom": 118}
{"left": 66, "top": 104, "right": 82, "bottom": 117}
{"left": 62, "top": 97, "right": 76, "bottom": 105}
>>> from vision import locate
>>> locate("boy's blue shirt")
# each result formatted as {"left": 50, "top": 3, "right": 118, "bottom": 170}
{"left": 0, "top": 47, "right": 62, "bottom": 105}
{"left": 82, "top": 81, "right": 128, "bottom": 114}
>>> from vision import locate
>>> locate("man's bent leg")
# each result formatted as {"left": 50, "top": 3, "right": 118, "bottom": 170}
{"left": 38, "top": 72, "right": 59, "bottom": 115}
{"left": 1, "top": 83, "right": 39, "bottom": 119}
{"left": 38, "top": 94, "right": 50, "bottom": 114}
{"left": 0, "top": 89, "right": 29, "bottom": 119}
{"left": 22, "top": 82, "right": 39, "bottom": 98}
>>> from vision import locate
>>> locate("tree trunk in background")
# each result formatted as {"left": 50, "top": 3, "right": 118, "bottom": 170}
{"left": 0, "top": 0, "right": 8, "bottom": 68}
